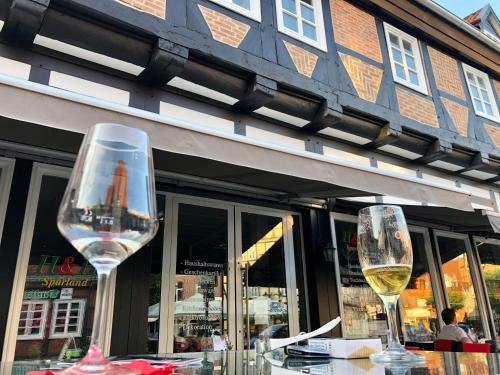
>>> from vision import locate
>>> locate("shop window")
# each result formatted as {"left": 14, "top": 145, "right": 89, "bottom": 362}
{"left": 49, "top": 299, "right": 86, "bottom": 339}
{"left": 384, "top": 23, "right": 428, "bottom": 95}
{"left": 474, "top": 239, "right": 500, "bottom": 338}
{"left": 209, "top": 0, "right": 261, "bottom": 21}
{"left": 17, "top": 301, "right": 49, "bottom": 340}
{"left": 276, "top": 0, "right": 327, "bottom": 51}
{"left": 399, "top": 231, "right": 439, "bottom": 343}
{"left": 462, "top": 63, "right": 500, "bottom": 123}
{"left": 435, "top": 233, "right": 486, "bottom": 340}
{"left": 333, "top": 217, "right": 388, "bottom": 339}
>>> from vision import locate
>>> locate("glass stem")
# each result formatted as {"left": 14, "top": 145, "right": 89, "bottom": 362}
{"left": 91, "top": 270, "right": 110, "bottom": 348}
{"left": 385, "top": 300, "right": 403, "bottom": 351}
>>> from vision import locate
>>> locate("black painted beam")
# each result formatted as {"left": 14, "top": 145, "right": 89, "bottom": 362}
{"left": 231, "top": 75, "right": 276, "bottom": 114}
{"left": 454, "top": 152, "right": 490, "bottom": 175}
{"left": 138, "top": 38, "right": 188, "bottom": 86}
{"left": 416, "top": 139, "right": 453, "bottom": 164}
{"left": 486, "top": 175, "right": 500, "bottom": 183}
{"left": 363, "top": 122, "right": 402, "bottom": 150}
{"left": 301, "top": 99, "right": 342, "bottom": 133}
{"left": 2, "top": 0, "right": 49, "bottom": 45}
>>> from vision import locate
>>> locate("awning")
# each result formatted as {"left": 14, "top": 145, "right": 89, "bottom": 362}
{"left": 0, "top": 74, "right": 473, "bottom": 211}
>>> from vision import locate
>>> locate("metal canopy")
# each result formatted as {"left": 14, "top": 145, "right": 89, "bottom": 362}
{"left": 0, "top": 75, "right": 473, "bottom": 211}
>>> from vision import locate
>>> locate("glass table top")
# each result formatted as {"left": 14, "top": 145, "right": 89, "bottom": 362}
{"left": 5, "top": 350, "right": 500, "bottom": 375}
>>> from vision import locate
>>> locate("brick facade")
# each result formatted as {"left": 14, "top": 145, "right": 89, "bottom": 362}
{"left": 441, "top": 97, "right": 469, "bottom": 137}
{"left": 428, "top": 47, "right": 465, "bottom": 100}
{"left": 484, "top": 124, "right": 500, "bottom": 148}
{"left": 396, "top": 87, "right": 439, "bottom": 128}
{"left": 283, "top": 41, "right": 319, "bottom": 78}
{"left": 493, "top": 80, "right": 500, "bottom": 101}
{"left": 330, "top": 0, "right": 382, "bottom": 63}
{"left": 198, "top": 5, "right": 250, "bottom": 48}
{"left": 116, "top": 0, "right": 165, "bottom": 18}
{"left": 339, "top": 53, "right": 383, "bottom": 103}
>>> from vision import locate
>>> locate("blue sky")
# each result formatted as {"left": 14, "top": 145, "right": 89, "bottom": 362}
{"left": 432, "top": 0, "right": 499, "bottom": 18}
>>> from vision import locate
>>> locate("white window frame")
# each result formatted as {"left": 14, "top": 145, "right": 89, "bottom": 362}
{"left": 17, "top": 300, "right": 49, "bottom": 340}
{"left": 49, "top": 299, "right": 86, "bottom": 339}
{"left": 208, "top": 0, "right": 261, "bottom": 22}
{"left": 276, "top": 0, "right": 327, "bottom": 51}
{"left": 384, "top": 23, "right": 428, "bottom": 95}
{"left": 462, "top": 63, "right": 500, "bottom": 123}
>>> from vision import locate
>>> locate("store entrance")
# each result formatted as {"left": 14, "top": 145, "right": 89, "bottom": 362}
{"left": 160, "top": 195, "right": 301, "bottom": 353}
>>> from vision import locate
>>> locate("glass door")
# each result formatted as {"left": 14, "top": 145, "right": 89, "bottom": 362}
{"left": 235, "top": 208, "right": 299, "bottom": 350}
{"left": 160, "top": 196, "right": 235, "bottom": 353}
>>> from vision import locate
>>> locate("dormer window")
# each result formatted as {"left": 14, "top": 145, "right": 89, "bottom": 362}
{"left": 462, "top": 63, "right": 500, "bottom": 123}
{"left": 276, "top": 0, "right": 327, "bottom": 51}
{"left": 209, "top": 0, "right": 261, "bottom": 21}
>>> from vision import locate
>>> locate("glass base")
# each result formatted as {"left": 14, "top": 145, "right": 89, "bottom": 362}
{"left": 370, "top": 348, "right": 426, "bottom": 365}
{"left": 56, "top": 345, "right": 139, "bottom": 375}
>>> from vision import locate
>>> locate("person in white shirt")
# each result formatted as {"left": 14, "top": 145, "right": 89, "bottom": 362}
{"left": 436, "top": 308, "right": 472, "bottom": 343}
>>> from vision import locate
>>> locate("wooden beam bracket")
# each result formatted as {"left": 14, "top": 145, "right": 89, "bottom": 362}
{"left": 454, "top": 152, "right": 490, "bottom": 174}
{"left": 138, "top": 38, "right": 188, "bottom": 86}
{"left": 416, "top": 139, "right": 453, "bottom": 164}
{"left": 2, "top": 0, "right": 50, "bottom": 45}
{"left": 231, "top": 75, "right": 277, "bottom": 113}
{"left": 302, "top": 99, "right": 343, "bottom": 133}
{"left": 363, "top": 122, "right": 402, "bottom": 150}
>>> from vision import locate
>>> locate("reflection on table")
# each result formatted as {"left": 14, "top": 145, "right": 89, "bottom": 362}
{"left": 5, "top": 349, "right": 500, "bottom": 375}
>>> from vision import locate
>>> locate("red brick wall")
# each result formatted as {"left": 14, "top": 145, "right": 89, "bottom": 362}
{"left": 283, "top": 41, "right": 319, "bottom": 78}
{"left": 484, "top": 124, "right": 500, "bottom": 147}
{"left": 339, "top": 53, "right": 383, "bottom": 103}
{"left": 116, "top": 0, "right": 166, "bottom": 18}
{"left": 396, "top": 87, "right": 438, "bottom": 128}
{"left": 330, "top": 0, "right": 382, "bottom": 63}
{"left": 428, "top": 47, "right": 465, "bottom": 100}
{"left": 441, "top": 97, "right": 468, "bottom": 137}
{"left": 198, "top": 4, "right": 251, "bottom": 48}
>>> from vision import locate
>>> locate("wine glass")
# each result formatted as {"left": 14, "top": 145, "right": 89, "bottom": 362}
{"left": 357, "top": 205, "right": 424, "bottom": 365}
{"left": 57, "top": 123, "right": 158, "bottom": 374}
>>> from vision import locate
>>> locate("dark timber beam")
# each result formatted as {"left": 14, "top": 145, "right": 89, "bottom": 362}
{"left": 363, "top": 122, "right": 402, "bottom": 150}
{"left": 231, "top": 75, "right": 276, "bottom": 114}
{"left": 301, "top": 99, "right": 342, "bottom": 133}
{"left": 416, "top": 139, "right": 453, "bottom": 164}
{"left": 486, "top": 175, "right": 500, "bottom": 183}
{"left": 138, "top": 38, "right": 188, "bottom": 86}
{"left": 454, "top": 152, "right": 490, "bottom": 175}
{"left": 2, "top": 0, "right": 49, "bottom": 45}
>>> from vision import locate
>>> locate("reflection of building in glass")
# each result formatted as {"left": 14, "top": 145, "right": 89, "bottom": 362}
{"left": 105, "top": 160, "right": 128, "bottom": 208}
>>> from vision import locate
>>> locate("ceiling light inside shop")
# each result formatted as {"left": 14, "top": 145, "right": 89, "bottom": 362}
{"left": 167, "top": 77, "right": 239, "bottom": 105}
{"left": 254, "top": 107, "right": 310, "bottom": 127}
{"left": 378, "top": 144, "right": 423, "bottom": 160}
{"left": 461, "top": 170, "right": 498, "bottom": 180}
{"left": 0, "top": 20, "right": 4, "bottom": 32}
{"left": 428, "top": 160, "right": 463, "bottom": 171}
{"left": 319, "top": 127, "right": 371, "bottom": 145}
{"left": 33, "top": 35, "right": 145, "bottom": 76}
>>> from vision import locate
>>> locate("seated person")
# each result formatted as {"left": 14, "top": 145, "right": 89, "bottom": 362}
{"left": 437, "top": 308, "right": 472, "bottom": 343}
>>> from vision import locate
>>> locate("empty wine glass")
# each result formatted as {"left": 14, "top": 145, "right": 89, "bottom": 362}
{"left": 57, "top": 123, "right": 158, "bottom": 374}
{"left": 357, "top": 205, "right": 425, "bottom": 365}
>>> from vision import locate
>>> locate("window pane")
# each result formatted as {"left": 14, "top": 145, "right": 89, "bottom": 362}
{"left": 233, "top": 0, "right": 250, "bottom": 10}
{"left": 283, "top": 0, "right": 296, "bottom": 13}
{"left": 283, "top": 13, "right": 298, "bottom": 32}
{"left": 395, "top": 64, "right": 406, "bottom": 80}
{"left": 389, "top": 34, "right": 400, "bottom": 49}
{"left": 466, "top": 72, "right": 475, "bottom": 83}
{"left": 402, "top": 40, "right": 413, "bottom": 56}
{"left": 475, "top": 241, "right": 500, "bottom": 338}
{"left": 480, "top": 89, "right": 491, "bottom": 103}
{"left": 474, "top": 99, "right": 483, "bottom": 112}
{"left": 485, "top": 103, "right": 493, "bottom": 116}
{"left": 470, "top": 85, "right": 480, "bottom": 100}
{"left": 409, "top": 71, "right": 419, "bottom": 85}
{"left": 477, "top": 77, "right": 486, "bottom": 89}
{"left": 292, "top": 215, "right": 308, "bottom": 333}
{"left": 400, "top": 232, "right": 438, "bottom": 342}
{"left": 406, "top": 55, "right": 416, "bottom": 70}
{"left": 302, "top": 22, "right": 317, "bottom": 40}
{"left": 300, "top": 3, "right": 315, "bottom": 22}
{"left": 335, "top": 220, "right": 388, "bottom": 339}
{"left": 437, "top": 235, "right": 486, "bottom": 340}
{"left": 392, "top": 48, "right": 403, "bottom": 64}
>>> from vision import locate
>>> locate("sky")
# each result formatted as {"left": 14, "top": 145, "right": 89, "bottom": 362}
{"left": 432, "top": 0, "right": 500, "bottom": 18}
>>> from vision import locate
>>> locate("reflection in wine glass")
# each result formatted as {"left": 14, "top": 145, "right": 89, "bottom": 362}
{"left": 57, "top": 123, "right": 158, "bottom": 374}
{"left": 357, "top": 205, "right": 425, "bottom": 365}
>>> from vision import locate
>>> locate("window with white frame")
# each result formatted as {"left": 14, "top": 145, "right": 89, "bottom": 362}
{"left": 384, "top": 23, "right": 428, "bottom": 95}
{"left": 276, "top": 0, "right": 327, "bottom": 51}
{"left": 49, "top": 299, "right": 86, "bottom": 339}
{"left": 462, "top": 63, "right": 500, "bottom": 122}
{"left": 209, "top": 0, "right": 261, "bottom": 21}
{"left": 17, "top": 300, "right": 49, "bottom": 340}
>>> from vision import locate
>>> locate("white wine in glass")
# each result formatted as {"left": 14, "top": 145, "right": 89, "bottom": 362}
{"left": 57, "top": 123, "right": 158, "bottom": 374}
{"left": 357, "top": 205, "right": 425, "bottom": 365}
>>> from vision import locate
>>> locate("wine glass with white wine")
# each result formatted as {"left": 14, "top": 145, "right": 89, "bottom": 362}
{"left": 357, "top": 205, "right": 425, "bottom": 365}
{"left": 57, "top": 123, "right": 158, "bottom": 374}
